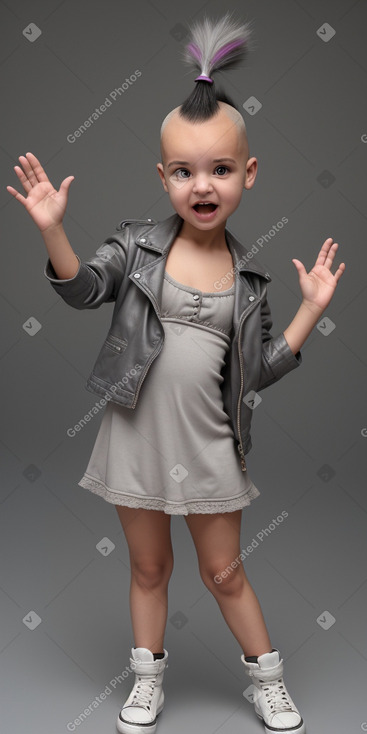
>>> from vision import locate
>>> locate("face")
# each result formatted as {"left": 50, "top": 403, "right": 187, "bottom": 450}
{"left": 157, "top": 103, "right": 257, "bottom": 238}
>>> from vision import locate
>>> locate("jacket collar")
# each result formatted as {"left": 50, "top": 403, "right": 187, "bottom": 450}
{"left": 134, "top": 212, "right": 271, "bottom": 281}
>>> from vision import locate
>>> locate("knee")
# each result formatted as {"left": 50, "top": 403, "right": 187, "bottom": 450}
{"left": 201, "top": 560, "right": 246, "bottom": 595}
{"left": 132, "top": 558, "right": 174, "bottom": 590}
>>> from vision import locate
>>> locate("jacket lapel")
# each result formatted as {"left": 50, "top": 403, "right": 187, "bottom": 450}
{"left": 131, "top": 213, "right": 271, "bottom": 332}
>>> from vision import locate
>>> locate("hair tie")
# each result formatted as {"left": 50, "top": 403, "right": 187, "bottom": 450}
{"left": 194, "top": 74, "right": 213, "bottom": 83}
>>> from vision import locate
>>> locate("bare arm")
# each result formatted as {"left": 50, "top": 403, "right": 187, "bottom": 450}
{"left": 283, "top": 301, "right": 323, "bottom": 355}
{"left": 41, "top": 223, "right": 79, "bottom": 280}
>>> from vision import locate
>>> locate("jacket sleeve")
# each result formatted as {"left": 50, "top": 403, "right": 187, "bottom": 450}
{"left": 43, "top": 232, "right": 128, "bottom": 309}
{"left": 257, "top": 288, "right": 302, "bottom": 391}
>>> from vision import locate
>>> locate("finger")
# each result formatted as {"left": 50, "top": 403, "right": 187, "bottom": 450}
{"left": 23, "top": 152, "right": 49, "bottom": 183}
{"left": 316, "top": 239, "right": 338, "bottom": 268}
{"left": 6, "top": 185, "right": 27, "bottom": 205}
{"left": 18, "top": 154, "right": 44, "bottom": 188}
{"left": 318, "top": 239, "right": 334, "bottom": 262}
{"left": 334, "top": 262, "right": 346, "bottom": 282}
{"left": 323, "top": 242, "right": 339, "bottom": 269}
{"left": 12, "top": 164, "right": 33, "bottom": 192}
{"left": 13, "top": 165, "right": 33, "bottom": 191}
{"left": 18, "top": 153, "right": 47, "bottom": 187}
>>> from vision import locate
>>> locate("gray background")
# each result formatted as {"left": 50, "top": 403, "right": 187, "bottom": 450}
{"left": 1, "top": 0, "right": 367, "bottom": 732}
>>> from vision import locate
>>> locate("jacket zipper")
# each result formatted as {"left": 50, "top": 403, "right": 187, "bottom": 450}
{"left": 131, "top": 286, "right": 164, "bottom": 409}
{"left": 236, "top": 299, "right": 258, "bottom": 472}
{"left": 236, "top": 313, "right": 247, "bottom": 472}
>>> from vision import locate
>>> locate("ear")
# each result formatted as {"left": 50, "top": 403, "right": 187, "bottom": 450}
{"left": 244, "top": 157, "right": 258, "bottom": 190}
{"left": 156, "top": 163, "right": 169, "bottom": 193}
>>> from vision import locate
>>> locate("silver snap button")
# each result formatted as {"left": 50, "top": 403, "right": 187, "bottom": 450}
{"left": 193, "top": 294, "right": 200, "bottom": 301}
{"left": 248, "top": 295, "right": 255, "bottom": 301}
{"left": 134, "top": 273, "right": 141, "bottom": 279}
{"left": 147, "top": 219, "right": 152, "bottom": 222}
{"left": 139, "top": 238, "right": 146, "bottom": 243}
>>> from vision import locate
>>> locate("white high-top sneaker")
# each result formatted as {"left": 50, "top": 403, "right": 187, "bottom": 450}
{"left": 116, "top": 647, "right": 169, "bottom": 734}
{"left": 241, "top": 649, "right": 306, "bottom": 734}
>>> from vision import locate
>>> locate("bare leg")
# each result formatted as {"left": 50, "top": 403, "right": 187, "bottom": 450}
{"left": 184, "top": 510, "right": 272, "bottom": 656}
{"left": 116, "top": 506, "right": 174, "bottom": 653}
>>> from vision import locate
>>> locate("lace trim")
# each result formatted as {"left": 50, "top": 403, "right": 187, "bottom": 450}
{"left": 78, "top": 475, "right": 260, "bottom": 515}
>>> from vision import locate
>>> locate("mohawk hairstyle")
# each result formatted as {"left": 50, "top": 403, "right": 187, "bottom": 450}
{"left": 179, "top": 11, "right": 253, "bottom": 123}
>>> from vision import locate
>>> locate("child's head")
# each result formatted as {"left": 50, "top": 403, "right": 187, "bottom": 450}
{"left": 156, "top": 13, "right": 257, "bottom": 234}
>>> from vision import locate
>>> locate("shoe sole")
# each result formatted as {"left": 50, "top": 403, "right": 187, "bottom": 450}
{"left": 256, "top": 712, "right": 306, "bottom": 734}
{"left": 116, "top": 701, "right": 164, "bottom": 734}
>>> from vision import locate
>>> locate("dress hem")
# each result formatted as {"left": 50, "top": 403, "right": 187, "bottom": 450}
{"left": 78, "top": 474, "right": 260, "bottom": 515}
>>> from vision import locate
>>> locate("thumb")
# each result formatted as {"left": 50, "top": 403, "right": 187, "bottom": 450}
{"left": 292, "top": 258, "right": 307, "bottom": 278}
{"left": 59, "top": 175, "right": 75, "bottom": 194}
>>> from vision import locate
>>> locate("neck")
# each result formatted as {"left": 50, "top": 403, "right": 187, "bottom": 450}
{"left": 177, "top": 219, "right": 228, "bottom": 251}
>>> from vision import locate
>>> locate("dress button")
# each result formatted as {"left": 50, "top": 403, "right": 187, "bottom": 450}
{"left": 248, "top": 295, "right": 255, "bottom": 301}
{"left": 193, "top": 294, "right": 200, "bottom": 301}
{"left": 134, "top": 273, "right": 141, "bottom": 279}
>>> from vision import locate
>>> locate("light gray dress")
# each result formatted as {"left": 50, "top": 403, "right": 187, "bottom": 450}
{"left": 78, "top": 271, "right": 260, "bottom": 515}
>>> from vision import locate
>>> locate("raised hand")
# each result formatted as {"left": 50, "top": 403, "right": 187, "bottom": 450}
{"left": 6, "top": 152, "right": 74, "bottom": 232}
{"left": 291, "top": 238, "right": 346, "bottom": 313}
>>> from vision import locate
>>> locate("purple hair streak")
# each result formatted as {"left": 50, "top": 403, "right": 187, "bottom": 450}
{"left": 182, "top": 12, "right": 253, "bottom": 80}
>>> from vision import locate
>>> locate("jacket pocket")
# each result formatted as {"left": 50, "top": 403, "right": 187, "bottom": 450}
{"left": 104, "top": 334, "right": 128, "bottom": 354}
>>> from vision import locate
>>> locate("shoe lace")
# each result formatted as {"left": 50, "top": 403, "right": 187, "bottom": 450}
{"left": 130, "top": 674, "right": 157, "bottom": 710}
{"left": 258, "top": 676, "right": 294, "bottom": 713}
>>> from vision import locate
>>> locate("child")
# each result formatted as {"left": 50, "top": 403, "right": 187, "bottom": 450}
{"left": 7, "top": 12, "right": 345, "bottom": 734}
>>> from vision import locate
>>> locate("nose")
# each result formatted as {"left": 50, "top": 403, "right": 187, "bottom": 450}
{"left": 192, "top": 172, "right": 213, "bottom": 195}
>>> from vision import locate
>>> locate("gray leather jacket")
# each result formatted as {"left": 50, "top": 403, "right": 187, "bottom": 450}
{"left": 44, "top": 212, "right": 302, "bottom": 471}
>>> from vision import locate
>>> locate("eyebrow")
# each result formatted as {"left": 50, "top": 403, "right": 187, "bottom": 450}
{"left": 167, "top": 158, "right": 237, "bottom": 169}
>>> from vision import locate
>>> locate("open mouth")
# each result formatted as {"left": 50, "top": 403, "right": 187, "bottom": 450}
{"left": 193, "top": 203, "right": 218, "bottom": 213}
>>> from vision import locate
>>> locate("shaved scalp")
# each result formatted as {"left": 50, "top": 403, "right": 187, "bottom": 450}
{"left": 159, "top": 101, "right": 248, "bottom": 163}
{"left": 160, "top": 105, "right": 181, "bottom": 137}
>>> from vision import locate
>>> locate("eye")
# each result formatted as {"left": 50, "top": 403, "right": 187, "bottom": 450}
{"left": 172, "top": 168, "right": 191, "bottom": 179}
{"left": 215, "top": 165, "right": 230, "bottom": 175}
